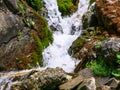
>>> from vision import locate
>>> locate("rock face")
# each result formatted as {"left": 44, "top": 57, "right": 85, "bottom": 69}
{"left": 95, "top": 0, "right": 120, "bottom": 34}
{"left": 0, "top": 1, "right": 53, "bottom": 71}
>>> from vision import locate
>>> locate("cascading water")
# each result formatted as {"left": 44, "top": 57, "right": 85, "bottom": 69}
{"left": 42, "top": 0, "right": 89, "bottom": 72}
{"left": 0, "top": 0, "right": 89, "bottom": 89}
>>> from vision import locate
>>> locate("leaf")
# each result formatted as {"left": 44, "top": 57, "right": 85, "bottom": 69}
{"left": 116, "top": 53, "right": 120, "bottom": 60}
{"left": 112, "top": 70, "right": 120, "bottom": 77}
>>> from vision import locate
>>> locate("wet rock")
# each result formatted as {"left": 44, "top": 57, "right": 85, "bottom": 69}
{"left": 0, "top": 67, "right": 67, "bottom": 90}
{"left": 50, "top": 23, "right": 63, "bottom": 33}
{"left": 82, "top": 11, "right": 98, "bottom": 29}
{"left": 68, "top": 36, "right": 87, "bottom": 58}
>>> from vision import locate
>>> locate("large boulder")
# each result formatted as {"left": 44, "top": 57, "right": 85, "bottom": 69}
{"left": 0, "top": 1, "right": 53, "bottom": 71}
{"left": 0, "top": 67, "right": 67, "bottom": 90}
{"left": 95, "top": 0, "right": 120, "bottom": 34}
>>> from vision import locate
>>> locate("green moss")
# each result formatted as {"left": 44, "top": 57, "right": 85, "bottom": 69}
{"left": 32, "top": 36, "right": 44, "bottom": 66}
{"left": 57, "top": 0, "right": 78, "bottom": 16}
{"left": 17, "top": 0, "right": 25, "bottom": 16}
{"left": 25, "top": 0, "right": 42, "bottom": 11}
{"left": 31, "top": 14, "right": 53, "bottom": 67}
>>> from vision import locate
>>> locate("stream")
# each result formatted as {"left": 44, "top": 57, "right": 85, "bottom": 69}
{"left": 0, "top": 0, "right": 89, "bottom": 89}
{"left": 42, "top": 0, "right": 89, "bottom": 72}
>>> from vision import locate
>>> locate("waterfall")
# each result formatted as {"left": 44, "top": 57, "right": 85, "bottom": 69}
{"left": 0, "top": 0, "right": 89, "bottom": 89}
{"left": 42, "top": 0, "right": 89, "bottom": 72}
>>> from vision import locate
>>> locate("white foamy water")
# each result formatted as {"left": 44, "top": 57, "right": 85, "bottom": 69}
{"left": 42, "top": 0, "right": 89, "bottom": 72}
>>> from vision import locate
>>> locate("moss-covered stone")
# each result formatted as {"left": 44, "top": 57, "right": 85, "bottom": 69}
{"left": 57, "top": 0, "right": 78, "bottom": 16}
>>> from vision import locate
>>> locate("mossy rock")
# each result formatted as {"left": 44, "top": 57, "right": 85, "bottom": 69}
{"left": 68, "top": 36, "right": 87, "bottom": 58}
{"left": 57, "top": 0, "right": 78, "bottom": 16}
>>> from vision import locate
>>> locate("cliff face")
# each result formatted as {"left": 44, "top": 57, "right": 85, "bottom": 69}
{"left": 0, "top": 0, "right": 53, "bottom": 71}
{"left": 95, "top": 0, "right": 120, "bottom": 34}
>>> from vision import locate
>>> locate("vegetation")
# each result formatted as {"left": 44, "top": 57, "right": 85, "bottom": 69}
{"left": 57, "top": 0, "right": 78, "bottom": 16}
{"left": 86, "top": 44, "right": 120, "bottom": 78}
{"left": 31, "top": 14, "right": 53, "bottom": 67}
{"left": 16, "top": 0, "right": 53, "bottom": 67}
{"left": 17, "top": 0, "right": 25, "bottom": 16}
{"left": 25, "top": 0, "right": 43, "bottom": 11}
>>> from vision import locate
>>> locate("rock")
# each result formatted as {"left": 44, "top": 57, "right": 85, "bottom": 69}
{"left": 76, "top": 77, "right": 96, "bottom": 90}
{"left": 0, "top": 1, "right": 53, "bottom": 71}
{"left": 3, "top": 0, "right": 20, "bottom": 14}
{"left": 0, "top": 67, "right": 67, "bottom": 90}
{"left": 95, "top": 0, "right": 120, "bottom": 34}
{"left": 78, "top": 68, "right": 94, "bottom": 78}
{"left": 50, "top": 23, "right": 63, "bottom": 33}
{"left": 82, "top": 11, "right": 98, "bottom": 29}
{"left": 59, "top": 75, "right": 84, "bottom": 90}
{"left": 105, "top": 78, "right": 120, "bottom": 89}
{"left": 97, "top": 85, "right": 111, "bottom": 90}
{"left": 101, "top": 38, "right": 120, "bottom": 66}
{"left": 68, "top": 36, "right": 87, "bottom": 58}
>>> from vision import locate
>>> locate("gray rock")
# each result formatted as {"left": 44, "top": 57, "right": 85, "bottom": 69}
{"left": 101, "top": 38, "right": 120, "bottom": 65}
{"left": 0, "top": 67, "right": 67, "bottom": 90}
{"left": 3, "top": 0, "right": 20, "bottom": 14}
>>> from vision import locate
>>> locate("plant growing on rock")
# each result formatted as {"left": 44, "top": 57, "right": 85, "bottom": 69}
{"left": 25, "top": 0, "right": 42, "bottom": 11}
{"left": 57, "top": 0, "right": 78, "bottom": 16}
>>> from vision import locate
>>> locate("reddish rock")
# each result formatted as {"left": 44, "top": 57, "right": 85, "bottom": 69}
{"left": 95, "top": 0, "right": 120, "bottom": 34}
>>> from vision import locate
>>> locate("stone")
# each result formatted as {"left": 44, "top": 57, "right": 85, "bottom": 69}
{"left": 76, "top": 77, "right": 96, "bottom": 90}
{"left": 0, "top": 67, "right": 67, "bottom": 90}
{"left": 59, "top": 75, "right": 84, "bottom": 90}
{"left": 105, "top": 78, "right": 119, "bottom": 89}
{"left": 3, "top": 0, "right": 20, "bottom": 14}
{"left": 78, "top": 68, "right": 94, "bottom": 78}
{"left": 101, "top": 38, "right": 120, "bottom": 65}
{"left": 97, "top": 85, "right": 111, "bottom": 90}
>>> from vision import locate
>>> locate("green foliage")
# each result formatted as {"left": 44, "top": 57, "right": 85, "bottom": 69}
{"left": 31, "top": 14, "right": 53, "bottom": 67}
{"left": 95, "top": 42, "right": 101, "bottom": 49}
{"left": 17, "top": 30, "right": 22, "bottom": 40}
{"left": 26, "top": 0, "right": 42, "bottom": 11}
{"left": 57, "top": 0, "right": 77, "bottom": 16}
{"left": 112, "top": 70, "right": 120, "bottom": 78}
{"left": 32, "top": 35, "right": 43, "bottom": 66}
{"left": 86, "top": 55, "right": 111, "bottom": 76}
{"left": 17, "top": 0, "right": 25, "bottom": 16}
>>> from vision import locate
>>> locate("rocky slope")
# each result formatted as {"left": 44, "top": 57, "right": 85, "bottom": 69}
{"left": 0, "top": 0, "right": 53, "bottom": 71}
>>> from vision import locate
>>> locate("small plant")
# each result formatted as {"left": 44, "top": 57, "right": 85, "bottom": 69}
{"left": 17, "top": 0, "right": 25, "bottom": 16}
{"left": 25, "top": 0, "right": 43, "bottom": 11}
{"left": 95, "top": 41, "right": 101, "bottom": 49}
{"left": 86, "top": 55, "right": 111, "bottom": 76}
{"left": 112, "top": 70, "right": 120, "bottom": 78}
{"left": 57, "top": 0, "right": 78, "bottom": 16}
